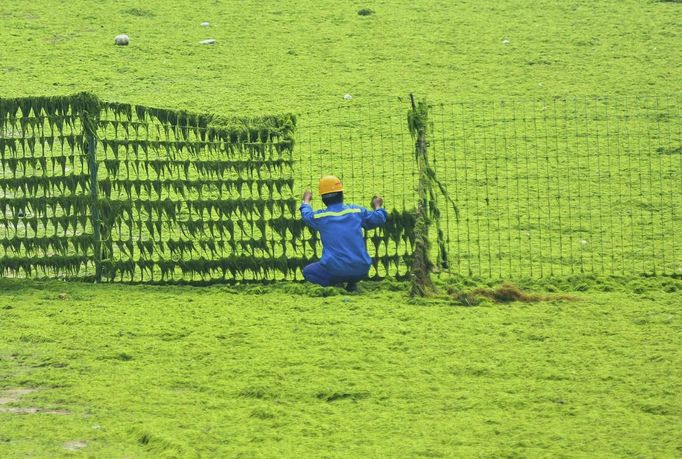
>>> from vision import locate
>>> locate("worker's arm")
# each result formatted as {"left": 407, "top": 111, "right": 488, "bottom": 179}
{"left": 361, "top": 196, "right": 388, "bottom": 230}
{"left": 299, "top": 191, "right": 320, "bottom": 231}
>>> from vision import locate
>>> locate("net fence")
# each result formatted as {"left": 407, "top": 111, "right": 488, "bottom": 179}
{"left": 0, "top": 95, "right": 96, "bottom": 277}
{"left": 1, "top": 93, "right": 679, "bottom": 281}
{"left": 94, "top": 101, "right": 301, "bottom": 281}
{"left": 296, "top": 95, "right": 682, "bottom": 279}
{"left": 0, "top": 93, "right": 411, "bottom": 282}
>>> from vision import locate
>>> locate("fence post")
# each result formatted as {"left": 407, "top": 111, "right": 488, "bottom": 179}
{"left": 408, "top": 94, "right": 435, "bottom": 296}
{"left": 83, "top": 107, "right": 102, "bottom": 282}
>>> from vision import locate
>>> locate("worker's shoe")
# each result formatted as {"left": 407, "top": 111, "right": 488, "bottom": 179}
{"left": 345, "top": 282, "right": 358, "bottom": 293}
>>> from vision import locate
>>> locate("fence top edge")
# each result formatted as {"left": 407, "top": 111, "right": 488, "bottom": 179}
{"left": 0, "top": 92, "right": 297, "bottom": 134}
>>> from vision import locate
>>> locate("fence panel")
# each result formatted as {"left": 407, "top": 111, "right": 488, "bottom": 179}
{"left": 294, "top": 101, "right": 417, "bottom": 278}
{"left": 95, "top": 102, "right": 303, "bottom": 281}
{"left": 430, "top": 96, "right": 682, "bottom": 278}
{"left": 0, "top": 96, "right": 97, "bottom": 278}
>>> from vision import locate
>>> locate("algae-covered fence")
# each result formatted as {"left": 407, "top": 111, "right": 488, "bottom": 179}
{"left": 2, "top": 92, "right": 680, "bottom": 283}
{"left": 0, "top": 93, "right": 412, "bottom": 282}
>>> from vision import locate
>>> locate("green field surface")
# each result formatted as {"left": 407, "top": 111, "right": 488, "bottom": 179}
{"left": 1, "top": 0, "right": 680, "bottom": 114}
{"left": 1, "top": 278, "right": 680, "bottom": 457}
{"left": 1, "top": 1, "right": 681, "bottom": 457}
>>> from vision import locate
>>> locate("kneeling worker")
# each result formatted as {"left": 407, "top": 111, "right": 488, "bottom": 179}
{"left": 300, "top": 175, "right": 387, "bottom": 292}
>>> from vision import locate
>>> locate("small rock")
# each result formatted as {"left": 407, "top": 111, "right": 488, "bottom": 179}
{"left": 200, "top": 22, "right": 210, "bottom": 27}
{"left": 343, "top": 93, "right": 352, "bottom": 100}
{"left": 580, "top": 239, "right": 588, "bottom": 245}
{"left": 114, "top": 34, "right": 129, "bottom": 46}
{"left": 58, "top": 293, "right": 67, "bottom": 300}
{"left": 200, "top": 39, "right": 216, "bottom": 45}
{"left": 502, "top": 38, "right": 510, "bottom": 45}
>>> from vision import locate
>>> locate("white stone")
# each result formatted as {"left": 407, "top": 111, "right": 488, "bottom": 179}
{"left": 200, "top": 39, "right": 216, "bottom": 45}
{"left": 502, "top": 38, "right": 510, "bottom": 45}
{"left": 580, "top": 239, "right": 588, "bottom": 245}
{"left": 201, "top": 22, "right": 210, "bottom": 27}
{"left": 343, "top": 93, "right": 352, "bottom": 100}
{"left": 114, "top": 34, "right": 129, "bottom": 46}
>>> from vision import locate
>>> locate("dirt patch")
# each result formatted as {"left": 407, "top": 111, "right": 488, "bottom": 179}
{"left": 64, "top": 440, "right": 87, "bottom": 451}
{"left": 0, "top": 407, "right": 70, "bottom": 415}
{"left": 0, "top": 388, "right": 35, "bottom": 404}
{"left": 0, "top": 387, "right": 69, "bottom": 415}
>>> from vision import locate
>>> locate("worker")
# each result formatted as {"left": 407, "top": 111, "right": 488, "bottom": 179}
{"left": 300, "top": 175, "right": 387, "bottom": 292}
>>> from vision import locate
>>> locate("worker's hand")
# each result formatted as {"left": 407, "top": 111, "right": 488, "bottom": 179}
{"left": 372, "top": 195, "right": 384, "bottom": 209}
{"left": 302, "top": 191, "right": 313, "bottom": 204}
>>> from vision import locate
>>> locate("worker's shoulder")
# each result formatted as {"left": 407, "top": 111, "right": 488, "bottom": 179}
{"left": 347, "top": 204, "right": 389, "bottom": 214}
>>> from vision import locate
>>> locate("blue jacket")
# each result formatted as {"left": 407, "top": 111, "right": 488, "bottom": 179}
{"left": 300, "top": 202, "right": 388, "bottom": 277}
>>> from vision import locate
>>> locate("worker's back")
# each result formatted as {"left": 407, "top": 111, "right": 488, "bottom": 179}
{"left": 300, "top": 202, "right": 387, "bottom": 277}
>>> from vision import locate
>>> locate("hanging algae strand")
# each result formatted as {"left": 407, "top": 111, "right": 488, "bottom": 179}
{"left": 408, "top": 94, "right": 460, "bottom": 296}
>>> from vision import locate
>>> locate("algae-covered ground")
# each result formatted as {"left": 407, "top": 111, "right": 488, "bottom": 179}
{"left": 1, "top": 277, "right": 680, "bottom": 457}
{"left": 1, "top": 1, "right": 681, "bottom": 457}
{"left": 1, "top": 0, "right": 680, "bottom": 114}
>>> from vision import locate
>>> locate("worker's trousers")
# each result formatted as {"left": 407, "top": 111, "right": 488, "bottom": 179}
{"left": 302, "top": 262, "right": 368, "bottom": 287}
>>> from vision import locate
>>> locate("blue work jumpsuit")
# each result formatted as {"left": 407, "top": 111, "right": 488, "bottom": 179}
{"left": 300, "top": 202, "right": 388, "bottom": 286}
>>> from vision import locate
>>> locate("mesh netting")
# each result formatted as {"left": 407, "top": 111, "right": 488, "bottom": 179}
{"left": 0, "top": 93, "right": 413, "bottom": 282}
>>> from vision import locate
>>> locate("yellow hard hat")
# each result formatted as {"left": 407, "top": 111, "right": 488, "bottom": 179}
{"left": 319, "top": 175, "right": 344, "bottom": 196}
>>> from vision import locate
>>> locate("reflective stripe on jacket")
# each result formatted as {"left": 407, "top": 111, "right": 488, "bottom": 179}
{"left": 300, "top": 202, "right": 388, "bottom": 277}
